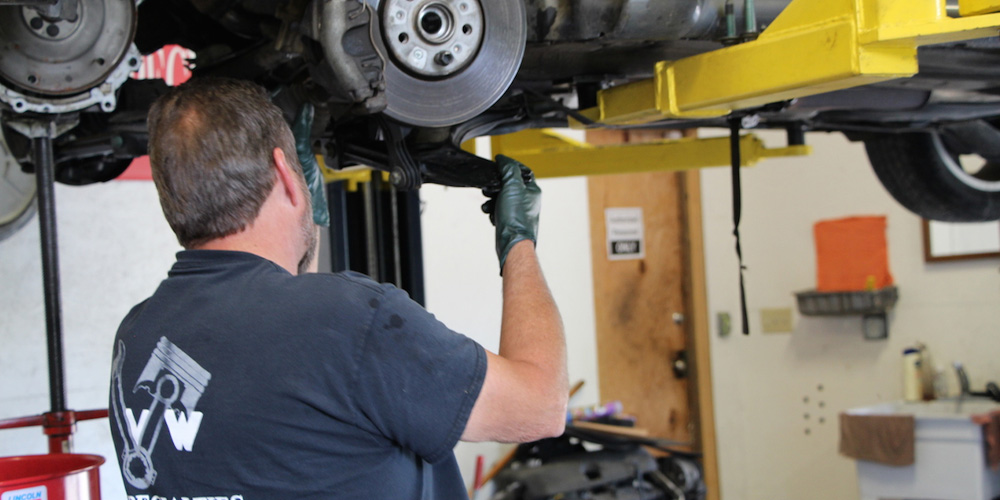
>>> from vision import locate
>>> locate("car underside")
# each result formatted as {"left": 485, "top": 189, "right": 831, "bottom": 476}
{"left": 1, "top": 0, "right": 999, "bottom": 243}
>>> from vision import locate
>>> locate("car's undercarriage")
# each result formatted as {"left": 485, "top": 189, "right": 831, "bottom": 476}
{"left": 0, "top": 0, "right": 999, "bottom": 236}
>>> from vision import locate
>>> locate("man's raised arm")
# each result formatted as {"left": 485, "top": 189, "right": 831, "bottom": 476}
{"left": 461, "top": 156, "right": 568, "bottom": 443}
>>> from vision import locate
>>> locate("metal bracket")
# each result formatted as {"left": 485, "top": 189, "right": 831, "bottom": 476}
{"left": 577, "top": 0, "right": 1000, "bottom": 125}
{"left": 4, "top": 116, "right": 79, "bottom": 140}
{"left": 306, "top": 0, "right": 386, "bottom": 114}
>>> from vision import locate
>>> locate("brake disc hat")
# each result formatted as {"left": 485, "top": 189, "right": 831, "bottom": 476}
{"left": 375, "top": 0, "right": 525, "bottom": 127}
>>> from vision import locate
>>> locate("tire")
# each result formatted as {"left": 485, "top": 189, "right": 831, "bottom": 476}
{"left": 863, "top": 132, "right": 1000, "bottom": 222}
{"left": 0, "top": 129, "right": 35, "bottom": 243}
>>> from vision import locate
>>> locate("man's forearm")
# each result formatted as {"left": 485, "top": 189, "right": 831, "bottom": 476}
{"left": 462, "top": 157, "right": 566, "bottom": 443}
{"left": 499, "top": 241, "right": 568, "bottom": 425}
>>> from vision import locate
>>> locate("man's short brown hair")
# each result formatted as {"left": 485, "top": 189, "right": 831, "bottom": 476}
{"left": 147, "top": 77, "right": 302, "bottom": 248}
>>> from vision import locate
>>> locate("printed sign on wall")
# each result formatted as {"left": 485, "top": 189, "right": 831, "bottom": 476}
{"left": 605, "top": 207, "right": 645, "bottom": 261}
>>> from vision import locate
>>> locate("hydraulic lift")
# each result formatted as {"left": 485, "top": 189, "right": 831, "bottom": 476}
{"left": 576, "top": 0, "right": 1000, "bottom": 125}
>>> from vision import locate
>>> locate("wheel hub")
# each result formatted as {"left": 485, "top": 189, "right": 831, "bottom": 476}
{"left": 374, "top": 0, "right": 525, "bottom": 128}
{"left": 382, "top": 0, "right": 484, "bottom": 79}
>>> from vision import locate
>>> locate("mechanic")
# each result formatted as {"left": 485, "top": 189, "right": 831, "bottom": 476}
{"left": 107, "top": 77, "right": 568, "bottom": 499}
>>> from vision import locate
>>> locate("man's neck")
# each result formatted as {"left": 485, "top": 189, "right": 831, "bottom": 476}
{"left": 194, "top": 196, "right": 303, "bottom": 275}
{"left": 194, "top": 233, "right": 296, "bottom": 275}
{"left": 188, "top": 159, "right": 309, "bottom": 275}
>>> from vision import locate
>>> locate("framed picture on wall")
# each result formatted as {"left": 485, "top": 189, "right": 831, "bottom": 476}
{"left": 922, "top": 219, "right": 1000, "bottom": 262}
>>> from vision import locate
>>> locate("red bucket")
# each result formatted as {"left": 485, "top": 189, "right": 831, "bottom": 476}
{"left": 0, "top": 454, "right": 104, "bottom": 500}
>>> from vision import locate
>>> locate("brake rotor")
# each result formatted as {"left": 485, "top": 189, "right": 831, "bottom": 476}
{"left": 0, "top": 0, "right": 136, "bottom": 97}
{"left": 375, "top": 0, "right": 525, "bottom": 128}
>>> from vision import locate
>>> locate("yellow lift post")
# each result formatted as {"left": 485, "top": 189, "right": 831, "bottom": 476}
{"left": 578, "top": 0, "right": 1000, "bottom": 125}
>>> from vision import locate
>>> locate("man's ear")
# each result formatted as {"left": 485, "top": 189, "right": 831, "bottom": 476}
{"left": 272, "top": 147, "right": 304, "bottom": 208}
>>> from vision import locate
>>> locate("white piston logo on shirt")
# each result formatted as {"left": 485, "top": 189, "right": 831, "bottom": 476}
{"left": 111, "top": 337, "right": 212, "bottom": 490}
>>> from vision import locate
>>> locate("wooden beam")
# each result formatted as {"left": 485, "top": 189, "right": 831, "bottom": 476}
{"left": 680, "top": 169, "right": 721, "bottom": 500}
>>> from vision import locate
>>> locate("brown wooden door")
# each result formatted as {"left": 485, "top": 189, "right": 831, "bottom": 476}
{"left": 586, "top": 129, "right": 719, "bottom": 499}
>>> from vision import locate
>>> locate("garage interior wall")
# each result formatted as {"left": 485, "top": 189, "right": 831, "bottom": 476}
{"left": 2, "top": 129, "right": 999, "bottom": 499}
{"left": 0, "top": 181, "right": 181, "bottom": 499}
{"left": 702, "top": 130, "right": 1000, "bottom": 499}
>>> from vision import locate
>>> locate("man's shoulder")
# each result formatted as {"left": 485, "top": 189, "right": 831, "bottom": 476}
{"left": 287, "top": 271, "right": 405, "bottom": 315}
{"left": 117, "top": 297, "right": 152, "bottom": 332}
{"left": 294, "top": 270, "right": 388, "bottom": 296}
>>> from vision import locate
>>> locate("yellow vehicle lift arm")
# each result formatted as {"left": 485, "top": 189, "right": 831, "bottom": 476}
{"left": 579, "top": 0, "right": 1000, "bottom": 125}
{"left": 325, "top": 129, "right": 811, "bottom": 186}
{"left": 489, "top": 129, "right": 811, "bottom": 179}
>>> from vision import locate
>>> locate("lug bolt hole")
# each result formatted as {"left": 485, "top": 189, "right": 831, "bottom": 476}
{"left": 29, "top": 17, "right": 43, "bottom": 30}
{"left": 27, "top": 75, "right": 37, "bottom": 84}
{"left": 45, "top": 24, "right": 59, "bottom": 37}
{"left": 462, "top": 24, "right": 472, "bottom": 35}
{"left": 398, "top": 32, "right": 409, "bottom": 44}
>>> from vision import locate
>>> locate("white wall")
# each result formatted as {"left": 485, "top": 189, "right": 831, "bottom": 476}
{"left": 702, "top": 130, "right": 1000, "bottom": 499}
{"left": 0, "top": 181, "right": 180, "bottom": 499}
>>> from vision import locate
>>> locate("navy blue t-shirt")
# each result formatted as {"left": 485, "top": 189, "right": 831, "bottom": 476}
{"left": 108, "top": 250, "right": 486, "bottom": 499}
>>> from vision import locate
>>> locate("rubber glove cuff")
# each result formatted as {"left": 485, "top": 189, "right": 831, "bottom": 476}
{"left": 293, "top": 103, "right": 330, "bottom": 227}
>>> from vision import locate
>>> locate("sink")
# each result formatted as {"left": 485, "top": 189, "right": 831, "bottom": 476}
{"left": 850, "top": 397, "right": 1000, "bottom": 419}
{"left": 845, "top": 398, "right": 1000, "bottom": 500}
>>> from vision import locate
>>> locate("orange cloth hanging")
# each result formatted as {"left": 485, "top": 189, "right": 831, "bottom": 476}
{"left": 814, "top": 216, "right": 894, "bottom": 292}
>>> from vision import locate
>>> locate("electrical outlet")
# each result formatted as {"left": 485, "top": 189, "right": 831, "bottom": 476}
{"left": 717, "top": 312, "right": 731, "bottom": 337}
{"left": 761, "top": 308, "right": 793, "bottom": 333}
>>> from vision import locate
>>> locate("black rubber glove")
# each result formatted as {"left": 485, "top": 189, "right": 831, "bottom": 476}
{"left": 292, "top": 103, "right": 330, "bottom": 227}
{"left": 481, "top": 154, "right": 541, "bottom": 275}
